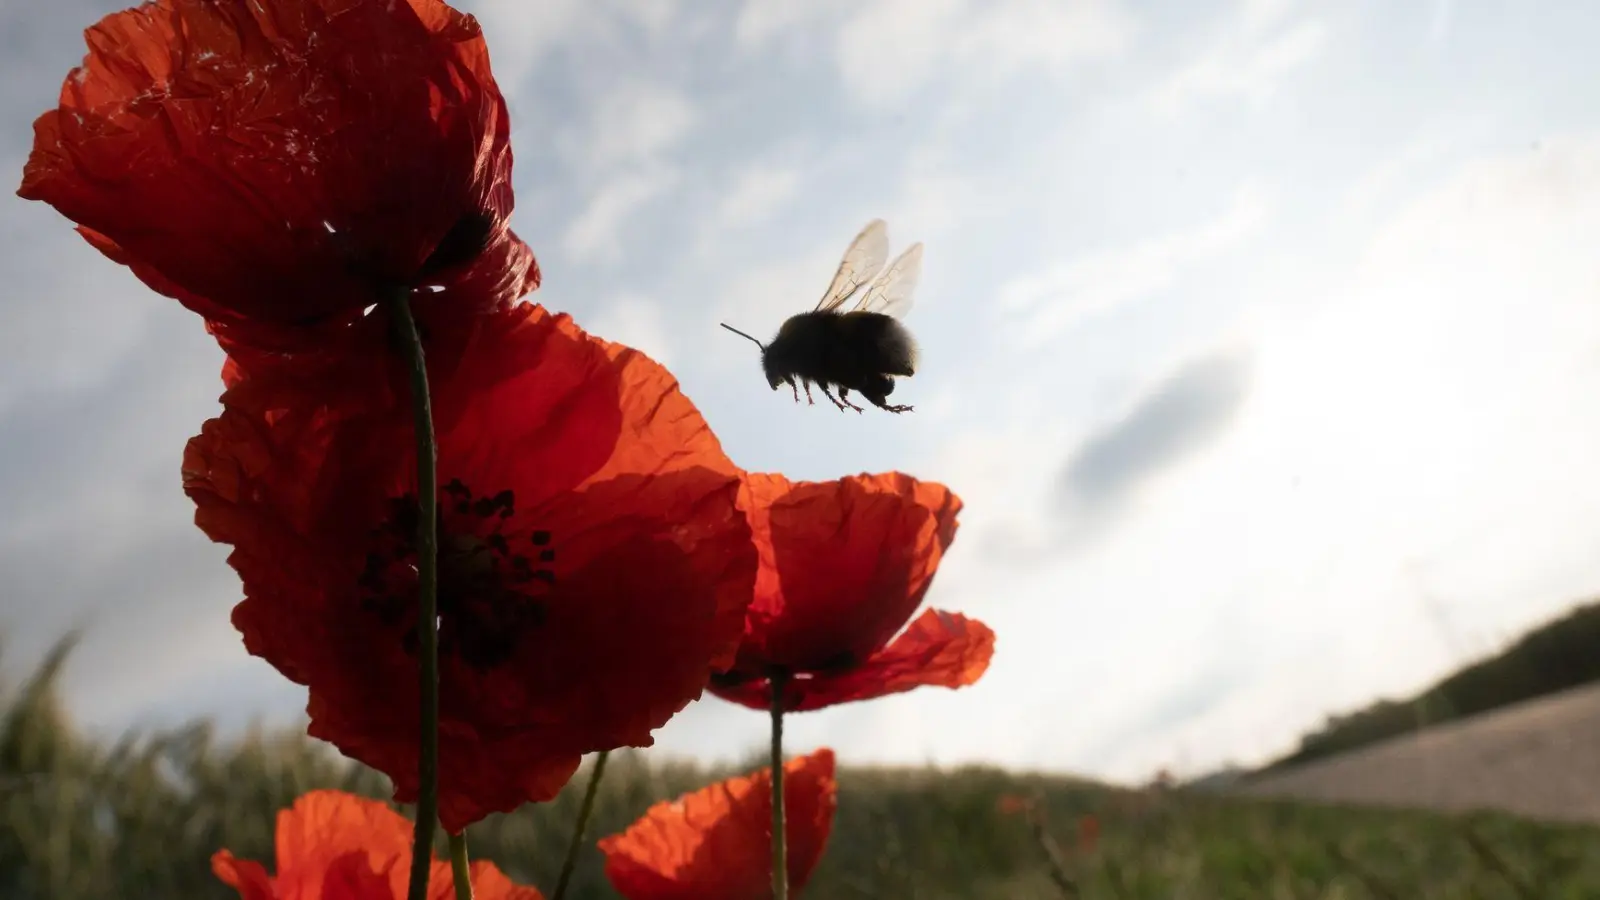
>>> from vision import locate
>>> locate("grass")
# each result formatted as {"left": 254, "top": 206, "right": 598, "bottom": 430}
{"left": 6, "top": 635, "right": 1600, "bottom": 898}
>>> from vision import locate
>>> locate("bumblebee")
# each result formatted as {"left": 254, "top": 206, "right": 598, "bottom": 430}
{"left": 721, "top": 219, "right": 922, "bottom": 414}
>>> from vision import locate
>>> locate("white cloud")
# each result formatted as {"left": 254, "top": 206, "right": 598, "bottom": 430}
{"left": 1238, "top": 0, "right": 1295, "bottom": 35}
{"left": 836, "top": 0, "right": 1135, "bottom": 108}
{"left": 688, "top": 162, "right": 807, "bottom": 263}
{"left": 468, "top": 0, "right": 683, "bottom": 88}
{"left": 712, "top": 164, "right": 802, "bottom": 231}
{"left": 555, "top": 79, "right": 698, "bottom": 264}
{"left": 560, "top": 166, "right": 680, "bottom": 263}
{"left": 954, "top": 0, "right": 1134, "bottom": 74}
{"left": 834, "top": 0, "right": 961, "bottom": 108}
{"left": 1335, "top": 119, "right": 1495, "bottom": 226}
{"left": 0, "top": 243, "right": 160, "bottom": 412}
{"left": 709, "top": 250, "right": 834, "bottom": 358}
{"left": 910, "top": 418, "right": 1077, "bottom": 572}
{"left": 1426, "top": 0, "right": 1456, "bottom": 47}
{"left": 582, "top": 292, "right": 676, "bottom": 366}
{"left": 732, "top": 0, "right": 847, "bottom": 50}
{"left": 997, "top": 182, "right": 1271, "bottom": 345}
{"left": 571, "top": 80, "right": 699, "bottom": 172}
{"left": 467, "top": 0, "right": 587, "bottom": 87}
{"left": 1149, "top": 0, "right": 1328, "bottom": 113}
{"left": 883, "top": 148, "right": 988, "bottom": 248}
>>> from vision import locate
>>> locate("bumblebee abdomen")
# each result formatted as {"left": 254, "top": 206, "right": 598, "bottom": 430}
{"left": 839, "top": 311, "right": 917, "bottom": 376}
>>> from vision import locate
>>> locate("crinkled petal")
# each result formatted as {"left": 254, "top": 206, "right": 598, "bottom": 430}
{"left": 212, "top": 790, "right": 543, "bottom": 899}
{"left": 733, "top": 472, "right": 962, "bottom": 673}
{"left": 274, "top": 790, "right": 412, "bottom": 892}
{"left": 713, "top": 609, "right": 994, "bottom": 712}
{"left": 599, "top": 749, "right": 836, "bottom": 899}
{"left": 185, "top": 304, "right": 756, "bottom": 830}
{"left": 469, "top": 862, "right": 549, "bottom": 900}
{"left": 18, "top": 0, "right": 529, "bottom": 349}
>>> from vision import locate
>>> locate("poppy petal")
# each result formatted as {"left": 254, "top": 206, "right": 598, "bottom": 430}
{"left": 18, "top": 0, "right": 529, "bottom": 348}
{"left": 210, "top": 852, "right": 275, "bottom": 900}
{"left": 468, "top": 863, "right": 549, "bottom": 900}
{"left": 273, "top": 790, "right": 412, "bottom": 888}
{"left": 212, "top": 790, "right": 544, "bottom": 899}
{"left": 599, "top": 748, "right": 837, "bottom": 899}
{"left": 185, "top": 304, "right": 756, "bottom": 831}
{"left": 734, "top": 473, "right": 962, "bottom": 673}
{"left": 715, "top": 609, "right": 994, "bottom": 712}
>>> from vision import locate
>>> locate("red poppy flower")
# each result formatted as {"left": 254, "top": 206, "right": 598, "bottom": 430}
{"left": 1077, "top": 814, "right": 1101, "bottom": 855}
{"left": 212, "top": 789, "right": 543, "bottom": 899}
{"left": 183, "top": 303, "right": 757, "bottom": 830}
{"left": 996, "top": 793, "right": 1033, "bottom": 817}
{"left": 599, "top": 748, "right": 837, "bottom": 900}
{"left": 17, "top": 0, "right": 535, "bottom": 352}
{"left": 708, "top": 473, "right": 994, "bottom": 712}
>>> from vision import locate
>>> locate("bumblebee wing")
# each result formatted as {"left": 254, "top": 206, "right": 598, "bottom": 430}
{"left": 815, "top": 219, "right": 890, "bottom": 312}
{"left": 852, "top": 241, "right": 922, "bottom": 319}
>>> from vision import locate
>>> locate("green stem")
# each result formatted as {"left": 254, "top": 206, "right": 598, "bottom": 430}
{"left": 551, "top": 751, "right": 611, "bottom": 900}
{"left": 390, "top": 290, "right": 441, "bottom": 900}
{"left": 449, "top": 831, "right": 473, "bottom": 900}
{"left": 1025, "top": 806, "right": 1077, "bottom": 898}
{"left": 770, "top": 670, "right": 790, "bottom": 900}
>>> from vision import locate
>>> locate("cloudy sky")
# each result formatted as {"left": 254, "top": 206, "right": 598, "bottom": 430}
{"left": 4, "top": 0, "right": 1600, "bottom": 784}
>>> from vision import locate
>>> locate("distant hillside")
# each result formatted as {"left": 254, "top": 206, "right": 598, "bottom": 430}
{"left": 1261, "top": 598, "right": 1600, "bottom": 772}
{"left": 1241, "top": 680, "right": 1600, "bottom": 824}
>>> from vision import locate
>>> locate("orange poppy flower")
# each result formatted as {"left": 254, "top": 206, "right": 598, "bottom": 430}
{"left": 212, "top": 789, "right": 543, "bottom": 899}
{"left": 17, "top": 0, "right": 535, "bottom": 352}
{"left": 599, "top": 748, "right": 837, "bottom": 899}
{"left": 708, "top": 473, "right": 994, "bottom": 712}
{"left": 184, "top": 303, "right": 757, "bottom": 830}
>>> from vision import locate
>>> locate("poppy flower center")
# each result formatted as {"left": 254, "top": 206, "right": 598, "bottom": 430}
{"left": 357, "top": 478, "right": 555, "bottom": 670}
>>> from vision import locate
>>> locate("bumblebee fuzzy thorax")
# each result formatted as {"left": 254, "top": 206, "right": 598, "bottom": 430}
{"left": 761, "top": 313, "right": 827, "bottom": 389}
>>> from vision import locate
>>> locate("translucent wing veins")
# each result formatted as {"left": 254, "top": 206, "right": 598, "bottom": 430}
{"left": 852, "top": 242, "right": 922, "bottom": 319}
{"left": 815, "top": 219, "right": 889, "bottom": 312}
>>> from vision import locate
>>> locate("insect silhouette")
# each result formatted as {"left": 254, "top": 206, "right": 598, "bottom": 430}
{"left": 720, "top": 219, "right": 922, "bottom": 414}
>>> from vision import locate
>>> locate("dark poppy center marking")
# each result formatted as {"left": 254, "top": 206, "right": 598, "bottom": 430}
{"left": 358, "top": 478, "right": 555, "bottom": 670}
{"left": 419, "top": 211, "right": 495, "bottom": 277}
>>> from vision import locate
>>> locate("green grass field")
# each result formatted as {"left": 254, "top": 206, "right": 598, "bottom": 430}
{"left": 6, "top": 638, "right": 1600, "bottom": 899}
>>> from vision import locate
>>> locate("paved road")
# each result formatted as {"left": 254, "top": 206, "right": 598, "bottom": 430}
{"left": 1239, "top": 681, "right": 1600, "bottom": 824}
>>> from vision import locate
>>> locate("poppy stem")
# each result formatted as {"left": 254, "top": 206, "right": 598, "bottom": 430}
{"left": 389, "top": 290, "right": 441, "bottom": 900}
{"left": 769, "top": 670, "right": 789, "bottom": 900}
{"left": 551, "top": 750, "right": 611, "bottom": 900}
{"left": 449, "top": 831, "right": 474, "bottom": 900}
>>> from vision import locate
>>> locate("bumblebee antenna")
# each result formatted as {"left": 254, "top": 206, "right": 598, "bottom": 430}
{"left": 719, "top": 322, "right": 766, "bottom": 351}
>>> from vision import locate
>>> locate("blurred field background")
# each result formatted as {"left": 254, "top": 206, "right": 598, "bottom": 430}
{"left": 11, "top": 598, "right": 1600, "bottom": 899}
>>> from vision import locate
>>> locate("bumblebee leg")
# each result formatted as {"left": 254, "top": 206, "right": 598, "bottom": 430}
{"left": 865, "top": 393, "right": 915, "bottom": 414}
{"left": 837, "top": 387, "right": 865, "bottom": 413}
{"left": 789, "top": 380, "right": 801, "bottom": 403}
{"left": 803, "top": 381, "right": 816, "bottom": 405}
{"left": 819, "top": 384, "right": 849, "bottom": 411}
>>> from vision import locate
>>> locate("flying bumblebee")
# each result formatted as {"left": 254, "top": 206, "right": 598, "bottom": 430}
{"left": 721, "top": 218, "right": 922, "bottom": 414}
